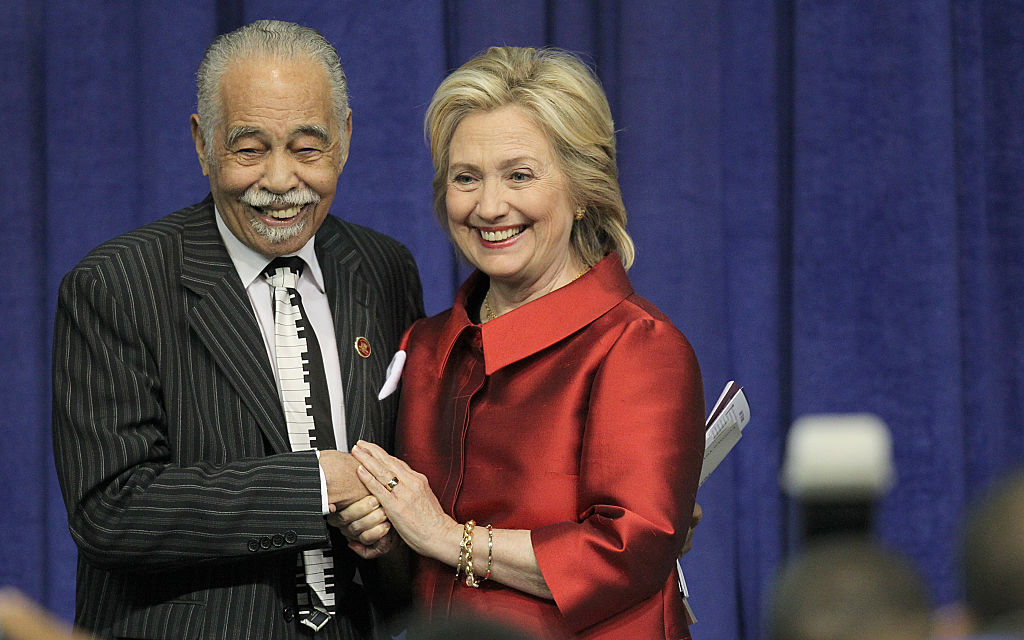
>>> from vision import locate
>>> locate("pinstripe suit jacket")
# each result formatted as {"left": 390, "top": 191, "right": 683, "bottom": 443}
{"left": 52, "top": 197, "right": 424, "bottom": 640}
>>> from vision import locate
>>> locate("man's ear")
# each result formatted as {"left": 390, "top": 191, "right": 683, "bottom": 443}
{"left": 190, "top": 114, "right": 211, "bottom": 176}
{"left": 337, "top": 110, "right": 353, "bottom": 172}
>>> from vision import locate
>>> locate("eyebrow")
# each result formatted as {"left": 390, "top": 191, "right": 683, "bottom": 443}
{"left": 225, "top": 126, "right": 263, "bottom": 149}
{"left": 448, "top": 161, "right": 476, "bottom": 174}
{"left": 449, "top": 156, "right": 539, "bottom": 174}
{"left": 292, "top": 124, "right": 331, "bottom": 144}
{"left": 497, "top": 156, "right": 538, "bottom": 171}
{"left": 224, "top": 124, "right": 332, "bottom": 149}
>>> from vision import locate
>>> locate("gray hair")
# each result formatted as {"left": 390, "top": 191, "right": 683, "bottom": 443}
{"left": 195, "top": 20, "right": 349, "bottom": 160}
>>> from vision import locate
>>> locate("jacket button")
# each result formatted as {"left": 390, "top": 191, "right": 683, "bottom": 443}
{"left": 272, "top": 534, "right": 285, "bottom": 547}
{"left": 284, "top": 530, "right": 297, "bottom": 544}
{"left": 260, "top": 536, "right": 272, "bottom": 549}
{"left": 247, "top": 539, "right": 260, "bottom": 552}
{"left": 283, "top": 605, "right": 296, "bottom": 622}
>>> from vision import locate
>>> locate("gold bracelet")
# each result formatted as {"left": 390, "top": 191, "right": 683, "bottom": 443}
{"left": 464, "top": 520, "right": 480, "bottom": 587}
{"left": 456, "top": 521, "right": 471, "bottom": 579}
{"left": 483, "top": 524, "right": 493, "bottom": 581}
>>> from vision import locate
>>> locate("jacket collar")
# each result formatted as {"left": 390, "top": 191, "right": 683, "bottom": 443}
{"left": 177, "top": 198, "right": 384, "bottom": 450}
{"left": 213, "top": 206, "right": 326, "bottom": 293}
{"left": 438, "top": 253, "right": 634, "bottom": 376}
{"left": 314, "top": 217, "right": 388, "bottom": 447}
{"left": 179, "top": 197, "right": 292, "bottom": 453}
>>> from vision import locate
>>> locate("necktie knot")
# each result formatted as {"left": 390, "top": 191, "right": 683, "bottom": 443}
{"left": 263, "top": 257, "right": 305, "bottom": 288}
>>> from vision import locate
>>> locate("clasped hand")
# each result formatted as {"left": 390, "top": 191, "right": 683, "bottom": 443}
{"left": 323, "top": 441, "right": 457, "bottom": 562}
{"left": 318, "top": 448, "right": 396, "bottom": 558}
{"left": 324, "top": 443, "right": 703, "bottom": 564}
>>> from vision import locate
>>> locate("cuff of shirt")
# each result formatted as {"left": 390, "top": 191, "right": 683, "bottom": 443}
{"left": 314, "top": 450, "right": 329, "bottom": 516}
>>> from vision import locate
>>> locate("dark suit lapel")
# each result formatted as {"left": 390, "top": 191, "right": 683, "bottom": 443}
{"left": 317, "top": 221, "right": 387, "bottom": 448}
{"left": 179, "top": 203, "right": 290, "bottom": 454}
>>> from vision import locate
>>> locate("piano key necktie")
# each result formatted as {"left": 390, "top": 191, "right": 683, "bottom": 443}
{"left": 263, "top": 256, "right": 337, "bottom": 630}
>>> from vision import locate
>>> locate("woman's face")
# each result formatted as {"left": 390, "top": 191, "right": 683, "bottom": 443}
{"left": 445, "top": 106, "right": 579, "bottom": 293}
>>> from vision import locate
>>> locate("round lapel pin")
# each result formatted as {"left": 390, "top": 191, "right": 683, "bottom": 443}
{"left": 355, "top": 337, "right": 371, "bottom": 359}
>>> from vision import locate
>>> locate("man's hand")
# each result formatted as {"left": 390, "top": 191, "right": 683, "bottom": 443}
{"left": 327, "top": 495, "right": 389, "bottom": 543}
{"left": 347, "top": 529, "right": 402, "bottom": 560}
{"left": 327, "top": 495, "right": 400, "bottom": 559}
{"left": 318, "top": 450, "right": 370, "bottom": 510}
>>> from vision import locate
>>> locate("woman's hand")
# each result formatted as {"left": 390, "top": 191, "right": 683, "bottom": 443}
{"left": 326, "top": 495, "right": 400, "bottom": 559}
{"left": 350, "top": 440, "right": 462, "bottom": 563}
{"left": 680, "top": 502, "right": 703, "bottom": 557}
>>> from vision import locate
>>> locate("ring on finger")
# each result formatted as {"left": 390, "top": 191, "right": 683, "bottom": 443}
{"left": 386, "top": 476, "right": 400, "bottom": 491}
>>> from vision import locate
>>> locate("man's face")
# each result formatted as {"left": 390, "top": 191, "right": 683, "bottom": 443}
{"left": 191, "top": 55, "right": 352, "bottom": 258}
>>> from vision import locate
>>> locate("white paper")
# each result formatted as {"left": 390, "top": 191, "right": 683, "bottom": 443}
{"left": 677, "top": 381, "right": 751, "bottom": 623}
{"left": 699, "top": 383, "right": 750, "bottom": 486}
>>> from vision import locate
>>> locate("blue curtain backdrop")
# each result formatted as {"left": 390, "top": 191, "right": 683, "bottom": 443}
{"left": 2, "top": 1, "right": 1022, "bottom": 638}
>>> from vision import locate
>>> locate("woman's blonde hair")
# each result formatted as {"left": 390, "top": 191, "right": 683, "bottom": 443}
{"left": 425, "top": 46, "right": 634, "bottom": 269}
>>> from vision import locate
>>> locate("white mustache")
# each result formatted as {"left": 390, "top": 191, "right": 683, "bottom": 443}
{"left": 240, "top": 186, "right": 320, "bottom": 209}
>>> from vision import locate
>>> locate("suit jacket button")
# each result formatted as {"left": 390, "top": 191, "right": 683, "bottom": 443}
{"left": 283, "top": 606, "right": 296, "bottom": 622}
{"left": 284, "top": 530, "right": 297, "bottom": 544}
{"left": 247, "top": 539, "right": 260, "bottom": 552}
{"left": 272, "top": 534, "right": 285, "bottom": 547}
{"left": 260, "top": 536, "right": 272, "bottom": 549}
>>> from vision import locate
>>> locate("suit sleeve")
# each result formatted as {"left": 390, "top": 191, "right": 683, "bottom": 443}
{"left": 530, "top": 317, "right": 705, "bottom": 632}
{"left": 52, "top": 266, "right": 330, "bottom": 572}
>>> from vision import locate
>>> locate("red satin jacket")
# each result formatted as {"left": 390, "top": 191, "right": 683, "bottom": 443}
{"left": 396, "top": 254, "right": 705, "bottom": 639}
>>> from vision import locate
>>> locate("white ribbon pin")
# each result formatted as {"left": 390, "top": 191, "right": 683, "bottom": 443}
{"left": 377, "top": 350, "right": 407, "bottom": 400}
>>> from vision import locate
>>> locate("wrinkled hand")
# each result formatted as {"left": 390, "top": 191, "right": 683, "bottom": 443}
{"left": 680, "top": 502, "right": 703, "bottom": 557}
{"left": 346, "top": 528, "right": 402, "bottom": 560}
{"left": 318, "top": 450, "right": 370, "bottom": 510}
{"left": 350, "top": 440, "right": 460, "bottom": 561}
{"left": 328, "top": 495, "right": 389, "bottom": 543}
{"left": 326, "top": 495, "right": 399, "bottom": 559}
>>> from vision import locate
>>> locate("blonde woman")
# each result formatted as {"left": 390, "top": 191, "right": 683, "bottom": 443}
{"left": 340, "top": 47, "right": 704, "bottom": 639}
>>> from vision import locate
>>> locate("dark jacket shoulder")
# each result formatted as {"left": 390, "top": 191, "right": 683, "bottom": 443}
{"left": 77, "top": 199, "right": 207, "bottom": 255}
{"left": 316, "top": 214, "right": 425, "bottom": 322}
{"left": 59, "top": 200, "right": 215, "bottom": 301}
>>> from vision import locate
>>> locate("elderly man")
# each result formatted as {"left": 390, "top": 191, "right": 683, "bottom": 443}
{"left": 52, "top": 20, "right": 422, "bottom": 640}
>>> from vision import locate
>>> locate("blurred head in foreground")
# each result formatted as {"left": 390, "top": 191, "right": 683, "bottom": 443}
{"left": 767, "top": 536, "right": 932, "bottom": 640}
{"left": 960, "top": 469, "right": 1024, "bottom": 636}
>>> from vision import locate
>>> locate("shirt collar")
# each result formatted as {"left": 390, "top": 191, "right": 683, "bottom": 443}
{"left": 438, "top": 253, "right": 634, "bottom": 376}
{"left": 214, "top": 206, "right": 325, "bottom": 292}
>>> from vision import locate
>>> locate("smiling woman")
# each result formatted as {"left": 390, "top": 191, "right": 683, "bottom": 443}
{"left": 444, "top": 105, "right": 584, "bottom": 310}
{"left": 335, "top": 46, "right": 706, "bottom": 640}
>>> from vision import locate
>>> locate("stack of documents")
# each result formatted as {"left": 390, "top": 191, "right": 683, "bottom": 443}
{"left": 699, "top": 381, "right": 750, "bottom": 486}
{"left": 678, "top": 381, "right": 750, "bottom": 624}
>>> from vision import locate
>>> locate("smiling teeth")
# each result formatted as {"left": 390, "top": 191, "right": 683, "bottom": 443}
{"left": 480, "top": 227, "right": 524, "bottom": 242}
{"left": 266, "top": 205, "right": 302, "bottom": 219}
